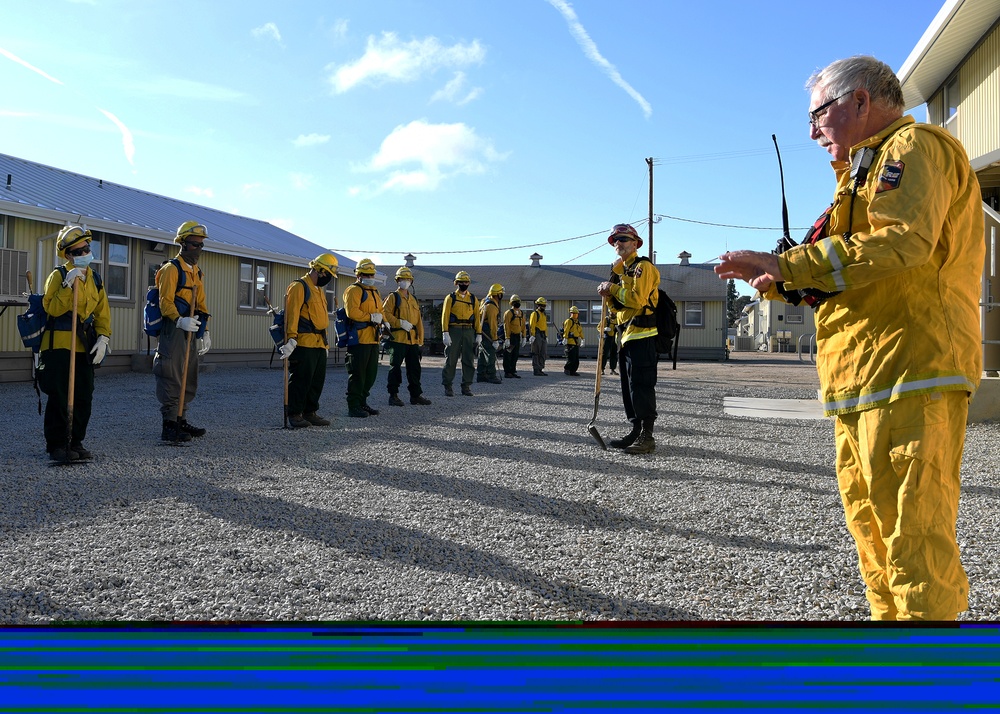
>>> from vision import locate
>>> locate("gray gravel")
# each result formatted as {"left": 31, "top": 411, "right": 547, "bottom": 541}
{"left": 1, "top": 352, "right": 996, "bottom": 622}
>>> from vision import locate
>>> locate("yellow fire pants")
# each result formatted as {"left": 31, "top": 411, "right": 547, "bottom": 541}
{"left": 834, "top": 391, "right": 970, "bottom": 620}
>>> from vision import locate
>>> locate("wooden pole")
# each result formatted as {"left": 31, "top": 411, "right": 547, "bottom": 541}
{"left": 646, "top": 157, "right": 654, "bottom": 261}
{"left": 65, "top": 277, "right": 80, "bottom": 458}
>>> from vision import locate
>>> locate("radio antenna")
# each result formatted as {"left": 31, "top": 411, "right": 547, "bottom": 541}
{"left": 772, "top": 134, "right": 796, "bottom": 253}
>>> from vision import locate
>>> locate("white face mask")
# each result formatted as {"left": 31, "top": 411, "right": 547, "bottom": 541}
{"left": 397, "top": 280, "right": 412, "bottom": 290}
{"left": 73, "top": 253, "right": 95, "bottom": 269}
{"left": 361, "top": 278, "right": 377, "bottom": 286}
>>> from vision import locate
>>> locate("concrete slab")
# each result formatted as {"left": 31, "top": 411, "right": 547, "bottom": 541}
{"left": 969, "top": 377, "right": 1000, "bottom": 424}
{"left": 724, "top": 396, "right": 827, "bottom": 420}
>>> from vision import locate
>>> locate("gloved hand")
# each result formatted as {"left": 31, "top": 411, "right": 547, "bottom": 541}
{"left": 502, "top": 339, "right": 509, "bottom": 350}
{"left": 442, "top": 332, "right": 452, "bottom": 348}
{"left": 475, "top": 334, "right": 482, "bottom": 347}
{"left": 370, "top": 313, "right": 383, "bottom": 325}
{"left": 492, "top": 341, "right": 500, "bottom": 350}
{"left": 177, "top": 315, "right": 202, "bottom": 333}
{"left": 399, "top": 319, "right": 413, "bottom": 332}
{"left": 528, "top": 336, "right": 534, "bottom": 346}
{"left": 198, "top": 332, "right": 212, "bottom": 356}
{"left": 279, "top": 337, "right": 297, "bottom": 360}
{"left": 90, "top": 335, "right": 110, "bottom": 365}
{"left": 62, "top": 268, "right": 84, "bottom": 287}
{"left": 580, "top": 339, "right": 585, "bottom": 348}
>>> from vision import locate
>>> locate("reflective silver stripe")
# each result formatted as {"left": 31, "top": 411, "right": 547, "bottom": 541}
{"left": 823, "top": 375, "right": 976, "bottom": 412}
{"left": 820, "top": 237, "right": 847, "bottom": 290}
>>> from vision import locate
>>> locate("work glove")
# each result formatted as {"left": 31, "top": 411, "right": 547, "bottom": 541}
{"left": 580, "top": 339, "right": 585, "bottom": 348}
{"left": 442, "top": 332, "right": 452, "bottom": 348}
{"left": 198, "top": 332, "right": 212, "bottom": 356}
{"left": 90, "top": 335, "right": 110, "bottom": 365}
{"left": 370, "top": 313, "right": 383, "bottom": 325}
{"left": 475, "top": 334, "right": 482, "bottom": 347}
{"left": 502, "top": 339, "right": 509, "bottom": 350}
{"left": 62, "top": 268, "right": 84, "bottom": 287}
{"left": 279, "top": 338, "right": 297, "bottom": 360}
{"left": 177, "top": 315, "right": 201, "bottom": 333}
{"left": 399, "top": 319, "right": 413, "bottom": 332}
{"left": 492, "top": 341, "right": 500, "bottom": 350}
{"left": 528, "top": 336, "right": 534, "bottom": 346}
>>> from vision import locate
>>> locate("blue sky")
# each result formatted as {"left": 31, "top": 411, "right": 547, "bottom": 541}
{"left": 1, "top": 0, "right": 945, "bottom": 293}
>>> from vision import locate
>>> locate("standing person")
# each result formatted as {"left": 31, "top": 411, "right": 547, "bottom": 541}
{"left": 343, "top": 258, "right": 384, "bottom": 418}
{"left": 280, "top": 253, "right": 337, "bottom": 428}
{"left": 153, "top": 221, "right": 211, "bottom": 442}
{"left": 502, "top": 294, "right": 526, "bottom": 378}
{"left": 528, "top": 297, "right": 548, "bottom": 376}
{"left": 597, "top": 223, "right": 660, "bottom": 455}
{"left": 562, "top": 306, "right": 584, "bottom": 376}
{"left": 601, "top": 306, "right": 619, "bottom": 375}
{"left": 37, "top": 225, "right": 111, "bottom": 461}
{"left": 383, "top": 266, "right": 431, "bottom": 406}
{"left": 440, "top": 271, "right": 481, "bottom": 397}
{"left": 476, "top": 283, "right": 504, "bottom": 384}
{"left": 715, "top": 56, "right": 984, "bottom": 621}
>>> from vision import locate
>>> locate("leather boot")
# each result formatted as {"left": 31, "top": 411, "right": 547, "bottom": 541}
{"left": 161, "top": 421, "right": 193, "bottom": 442}
{"left": 609, "top": 420, "right": 641, "bottom": 449}
{"left": 624, "top": 419, "right": 656, "bottom": 455}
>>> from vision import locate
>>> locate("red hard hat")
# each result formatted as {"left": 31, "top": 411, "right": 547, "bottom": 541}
{"left": 608, "top": 223, "right": 642, "bottom": 248}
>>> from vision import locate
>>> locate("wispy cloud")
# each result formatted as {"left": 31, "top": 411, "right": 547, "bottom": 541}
{"left": 545, "top": 0, "right": 651, "bottom": 118}
{"left": 350, "top": 119, "right": 506, "bottom": 195}
{"left": 430, "top": 72, "right": 483, "bottom": 105}
{"left": 328, "top": 32, "right": 485, "bottom": 93}
{"left": 289, "top": 173, "right": 313, "bottom": 190}
{"left": 123, "top": 76, "right": 250, "bottom": 102}
{"left": 330, "top": 19, "right": 349, "bottom": 41}
{"left": 251, "top": 22, "right": 283, "bottom": 45}
{"left": 0, "top": 46, "right": 64, "bottom": 85}
{"left": 293, "top": 133, "right": 331, "bottom": 148}
{"left": 184, "top": 186, "right": 215, "bottom": 199}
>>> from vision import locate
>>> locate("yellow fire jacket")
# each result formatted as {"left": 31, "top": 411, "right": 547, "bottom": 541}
{"left": 41, "top": 264, "right": 112, "bottom": 352}
{"left": 441, "top": 290, "right": 480, "bottom": 335}
{"left": 529, "top": 309, "right": 547, "bottom": 337}
{"left": 156, "top": 256, "right": 208, "bottom": 322}
{"left": 344, "top": 282, "right": 383, "bottom": 345}
{"left": 383, "top": 289, "right": 424, "bottom": 345}
{"left": 480, "top": 297, "right": 501, "bottom": 341}
{"left": 611, "top": 253, "right": 660, "bottom": 346}
{"left": 562, "top": 318, "right": 583, "bottom": 346}
{"left": 775, "top": 116, "right": 984, "bottom": 416}
{"left": 503, "top": 307, "right": 525, "bottom": 337}
{"left": 285, "top": 274, "right": 330, "bottom": 348}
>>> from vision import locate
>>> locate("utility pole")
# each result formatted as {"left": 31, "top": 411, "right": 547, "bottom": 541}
{"left": 646, "top": 157, "right": 654, "bottom": 261}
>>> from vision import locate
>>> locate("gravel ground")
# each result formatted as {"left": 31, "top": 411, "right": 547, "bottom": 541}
{"left": 0, "top": 351, "right": 996, "bottom": 622}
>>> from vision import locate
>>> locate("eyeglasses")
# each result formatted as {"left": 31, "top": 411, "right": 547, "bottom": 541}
{"left": 809, "top": 89, "right": 855, "bottom": 128}
{"left": 611, "top": 236, "right": 635, "bottom": 244}
{"left": 67, "top": 245, "right": 91, "bottom": 257}
{"left": 184, "top": 240, "right": 204, "bottom": 249}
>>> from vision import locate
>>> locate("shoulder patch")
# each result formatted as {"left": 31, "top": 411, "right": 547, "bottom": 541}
{"left": 875, "top": 160, "right": 904, "bottom": 193}
{"left": 634, "top": 265, "right": 643, "bottom": 279}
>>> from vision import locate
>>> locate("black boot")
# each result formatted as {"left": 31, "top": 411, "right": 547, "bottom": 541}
{"left": 624, "top": 419, "right": 656, "bottom": 455}
{"left": 178, "top": 417, "right": 206, "bottom": 437}
{"left": 609, "top": 420, "right": 641, "bottom": 449}
{"left": 161, "top": 421, "right": 192, "bottom": 442}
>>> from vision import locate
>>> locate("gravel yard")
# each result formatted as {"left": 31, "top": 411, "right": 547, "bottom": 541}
{"left": 1, "top": 352, "right": 996, "bottom": 622}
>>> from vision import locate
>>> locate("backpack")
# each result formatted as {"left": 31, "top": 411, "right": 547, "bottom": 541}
{"left": 267, "top": 279, "right": 315, "bottom": 348}
{"left": 144, "top": 258, "right": 206, "bottom": 338}
{"left": 334, "top": 287, "right": 372, "bottom": 348}
{"left": 18, "top": 266, "right": 104, "bottom": 353}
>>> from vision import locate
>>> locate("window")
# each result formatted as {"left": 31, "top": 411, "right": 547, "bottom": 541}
{"left": 572, "top": 299, "right": 597, "bottom": 324}
{"left": 88, "top": 233, "right": 131, "bottom": 298}
{"left": 944, "top": 76, "right": 959, "bottom": 136}
{"left": 240, "top": 260, "right": 271, "bottom": 310}
{"left": 683, "top": 301, "right": 703, "bottom": 327}
{"left": 785, "top": 304, "right": 804, "bottom": 324}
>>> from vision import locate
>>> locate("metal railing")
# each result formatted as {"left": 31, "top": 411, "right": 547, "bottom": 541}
{"left": 798, "top": 333, "right": 816, "bottom": 363}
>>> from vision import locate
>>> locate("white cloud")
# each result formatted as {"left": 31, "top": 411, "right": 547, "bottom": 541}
{"left": 328, "top": 32, "right": 485, "bottom": 93}
{"left": 351, "top": 119, "right": 506, "bottom": 194}
{"left": 184, "top": 186, "right": 215, "bottom": 199}
{"left": 125, "top": 77, "right": 250, "bottom": 102}
{"left": 0, "top": 46, "right": 64, "bottom": 85}
{"left": 289, "top": 173, "right": 313, "bottom": 190}
{"left": 330, "top": 19, "right": 349, "bottom": 41}
{"left": 545, "top": 0, "right": 651, "bottom": 118}
{"left": 293, "top": 133, "right": 331, "bottom": 148}
{"left": 430, "top": 72, "right": 483, "bottom": 105}
{"left": 98, "top": 108, "right": 135, "bottom": 166}
{"left": 251, "top": 22, "right": 283, "bottom": 44}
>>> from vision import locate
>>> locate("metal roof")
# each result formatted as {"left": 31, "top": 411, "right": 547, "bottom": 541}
{"left": 398, "top": 261, "right": 726, "bottom": 303}
{"left": 898, "top": 0, "right": 1000, "bottom": 109}
{"left": 0, "top": 152, "right": 353, "bottom": 272}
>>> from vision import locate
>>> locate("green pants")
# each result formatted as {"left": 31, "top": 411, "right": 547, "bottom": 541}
{"left": 442, "top": 326, "right": 475, "bottom": 388}
{"left": 564, "top": 344, "right": 580, "bottom": 374}
{"left": 288, "top": 346, "right": 327, "bottom": 415}
{"left": 477, "top": 338, "right": 498, "bottom": 380}
{"left": 387, "top": 342, "right": 423, "bottom": 398}
{"left": 37, "top": 348, "right": 94, "bottom": 452}
{"left": 153, "top": 320, "right": 200, "bottom": 421}
{"left": 345, "top": 343, "right": 378, "bottom": 410}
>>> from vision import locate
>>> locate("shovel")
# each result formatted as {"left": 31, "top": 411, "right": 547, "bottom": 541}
{"left": 587, "top": 298, "right": 608, "bottom": 450}
{"left": 64, "top": 275, "right": 80, "bottom": 462}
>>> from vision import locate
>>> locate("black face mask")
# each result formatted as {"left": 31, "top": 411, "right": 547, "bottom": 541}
{"left": 315, "top": 272, "right": 332, "bottom": 287}
{"left": 512, "top": 302, "right": 520, "bottom": 308}
{"left": 457, "top": 283, "right": 469, "bottom": 292}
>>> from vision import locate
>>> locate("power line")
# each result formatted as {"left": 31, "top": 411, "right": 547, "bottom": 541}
{"left": 656, "top": 213, "right": 809, "bottom": 231}
{"left": 325, "top": 229, "right": 607, "bottom": 256}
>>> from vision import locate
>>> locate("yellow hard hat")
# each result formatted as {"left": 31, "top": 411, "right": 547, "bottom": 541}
{"left": 489, "top": 283, "right": 504, "bottom": 296}
{"left": 569, "top": 306, "right": 580, "bottom": 314}
{"left": 57, "top": 225, "right": 93, "bottom": 259}
{"left": 395, "top": 266, "right": 414, "bottom": 281}
{"left": 175, "top": 221, "right": 208, "bottom": 244}
{"left": 509, "top": 294, "right": 520, "bottom": 304}
{"left": 355, "top": 258, "right": 377, "bottom": 275}
{"left": 309, "top": 252, "right": 339, "bottom": 276}
{"left": 454, "top": 270, "right": 471, "bottom": 283}
{"left": 534, "top": 297, "right": 547, "bottom": 306}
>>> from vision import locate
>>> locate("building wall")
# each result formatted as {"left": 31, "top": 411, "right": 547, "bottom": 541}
{"left": 949, "top": 21, "right": 1000, "bottom": 161}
